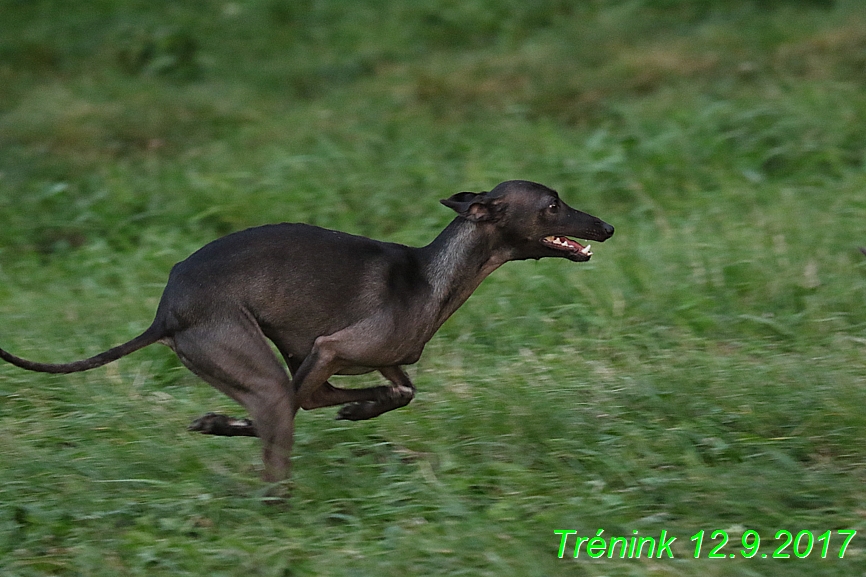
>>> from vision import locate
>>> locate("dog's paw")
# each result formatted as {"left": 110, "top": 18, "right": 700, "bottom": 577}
{"left": 188, "top": 412, "right": 258, "bottom": 437}
{"left": 188, "top": 412, "right": 226, "bottom": 433}
{"left": 336, "top": 401, "right": 378, "bottom": 421}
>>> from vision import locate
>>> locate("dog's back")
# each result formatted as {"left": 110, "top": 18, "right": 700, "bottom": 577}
{"left": 155, "top": 223, "right": 430, "bottom": 357}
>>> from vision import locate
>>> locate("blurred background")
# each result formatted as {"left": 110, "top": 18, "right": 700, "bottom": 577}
{"left": 1, "top": 1, "right": 866, "bottom": 575}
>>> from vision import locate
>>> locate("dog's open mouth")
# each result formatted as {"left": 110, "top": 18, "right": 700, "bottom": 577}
{"left": 541, "top": 235, "right": 592, "bottom": 260}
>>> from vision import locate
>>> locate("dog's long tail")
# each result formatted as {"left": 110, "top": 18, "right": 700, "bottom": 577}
{"left": 0, "top": 325, "right": 164, "bottom": 374}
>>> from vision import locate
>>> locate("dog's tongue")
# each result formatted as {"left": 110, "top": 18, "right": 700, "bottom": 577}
{"left": 552, "top": 236, "right": 583, "bottom": 251}
{"left": 545, "top": 235, "right": 592, "bottom": 256}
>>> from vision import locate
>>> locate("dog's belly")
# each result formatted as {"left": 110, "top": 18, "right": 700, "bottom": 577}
{"left": 335, "top": 365, "right": 377, "bottom": 376}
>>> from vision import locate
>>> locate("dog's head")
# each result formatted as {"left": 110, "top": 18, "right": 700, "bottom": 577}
{"left": 441, "top": 180, "right": 614, "bottom": 262}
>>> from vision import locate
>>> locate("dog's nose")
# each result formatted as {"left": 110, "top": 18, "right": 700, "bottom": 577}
{"left": 600, "top": 221, "right": 614, "bottom": 238}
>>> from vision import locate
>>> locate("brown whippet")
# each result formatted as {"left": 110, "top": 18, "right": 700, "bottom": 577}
{"left": 0, "top": 180, "right": 614, "bottom": 481}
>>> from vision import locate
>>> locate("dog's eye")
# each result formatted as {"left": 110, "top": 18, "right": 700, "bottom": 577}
{"left": 547, "top": 201, "right": 559, "bottom": 213}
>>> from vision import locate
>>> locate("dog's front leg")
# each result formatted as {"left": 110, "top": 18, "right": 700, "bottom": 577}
{"left": 292, "top": 337, "right": 343, "bottom": 414}
{"left": 336, "top": 366, "right": 416, "bottom": 421}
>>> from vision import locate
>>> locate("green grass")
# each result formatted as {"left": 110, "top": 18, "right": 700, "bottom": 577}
{"left": 2, "top": 0, "right": 866, "bottom": 575}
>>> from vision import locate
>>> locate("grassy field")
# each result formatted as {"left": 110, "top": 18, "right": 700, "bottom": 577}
{"left": 2, "top": 0, "right": 866, "bottom": 575}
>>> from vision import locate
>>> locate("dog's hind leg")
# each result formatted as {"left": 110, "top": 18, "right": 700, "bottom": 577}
{"left": 188, "top": 412, "right": 258, "bottom": 437}
{"left": 167, "top": 313, "right": 295, "bottom": 481}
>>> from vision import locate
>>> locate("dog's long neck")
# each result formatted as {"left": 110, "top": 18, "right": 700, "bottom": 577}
{"left": 418, "top": 218, "right": 509, "bottom": 331}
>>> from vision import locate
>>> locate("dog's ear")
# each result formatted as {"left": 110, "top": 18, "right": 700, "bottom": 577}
{"left": 440, "top": 191, "right": 501, "bottom": 222}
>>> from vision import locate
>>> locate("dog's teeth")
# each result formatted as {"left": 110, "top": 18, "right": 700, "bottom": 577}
{"left": 581, "top": 244, "right": 592, "bottom": 255}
